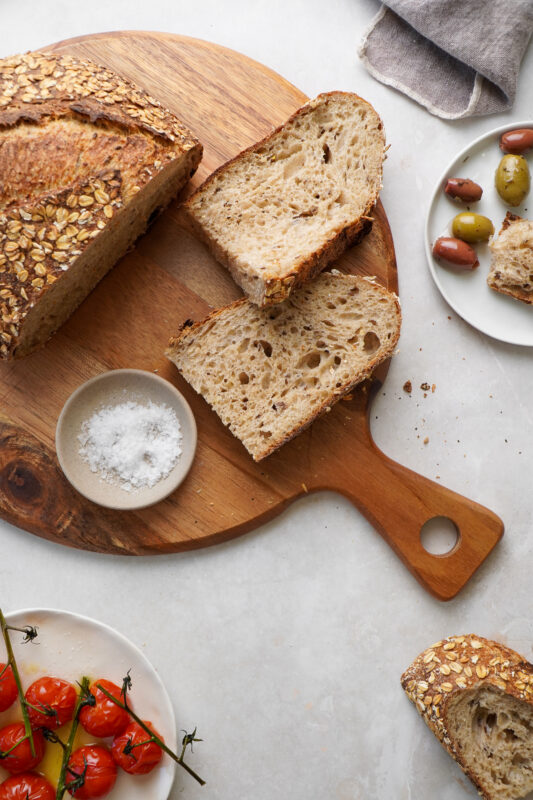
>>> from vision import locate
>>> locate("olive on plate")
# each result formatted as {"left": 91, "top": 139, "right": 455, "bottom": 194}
{"left": 444, "top": 178, "right": 483, "bottom": 203}
{"left": 499, "top": 128, "right": 533, "bottom": 155}
{"left": 495, "top": 154, "right": 530, "bottom": 207}
{"left": 451, "top": 212, "right": 494, "bottom": 243}
{"left": 432, "top": 237, "right": 479, "bottom": 269}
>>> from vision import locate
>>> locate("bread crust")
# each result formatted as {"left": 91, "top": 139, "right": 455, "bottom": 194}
{"left": 183, "top": 91, "right": 383, "bottom": 306}
{"left": 0, "top": 50, "right": 203, "bottom": 358}
{"left": 402, "top": 634, "right": 533, "bottom": 799}
{"left": 486, "top": 281, "right": 533, "bottom": 305}
{"left": 167, "top": 274, "right": 401, "bottom": 461}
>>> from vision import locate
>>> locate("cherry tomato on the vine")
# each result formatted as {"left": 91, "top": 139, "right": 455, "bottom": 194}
{"left": 0, "top": 723, "right": 45, "bottom": 774}
{"left": 25, "top": 676, "right": 77, "bottom": 730}
{"left": 66, "top": 745, "right": 117, "bottom": 799}
{"left": 78, "top": 680, "right": 129, "bottom": 738}
{"left": 0, "top": 772, "right": 55, "bottom": 800}
{"left": 0, "top": 665, "right": 17, "bottom": 712}
{"left": 111, "top": 719, "right": 163, "bottom": 775}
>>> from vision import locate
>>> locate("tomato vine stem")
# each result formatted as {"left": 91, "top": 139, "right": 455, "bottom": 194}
{"left": 0, "top": 608, "right": 36, "bottom": 758}
{"left": 55, "top": 676, "right": 91, "bottom": 800}
{"left": 96, "top": 681, "right": 206, "bottom": 786}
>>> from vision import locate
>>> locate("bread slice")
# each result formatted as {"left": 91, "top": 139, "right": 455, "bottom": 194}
{"left": 183, "top": 92, "right": 385, "bottom": 306}
{"left": 488, "top": 212, "right": 533, "bottom": 304}
{"left": 166, "top": 272, "right": 400, "bottom": 461}
{"left": 0, "top": 50, "right": 202, "bottom": 359}
{"left": 402, "top": 634, "right": 533, "bottom": 800}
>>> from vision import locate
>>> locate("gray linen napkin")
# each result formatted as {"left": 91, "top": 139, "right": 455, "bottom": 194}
{"left": 358, "top": 0, "right": 533, "bottom": 119}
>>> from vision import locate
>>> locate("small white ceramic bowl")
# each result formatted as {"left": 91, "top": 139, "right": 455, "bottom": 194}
{"left": 56, "top": 369, "right": 197, "bottom": 510}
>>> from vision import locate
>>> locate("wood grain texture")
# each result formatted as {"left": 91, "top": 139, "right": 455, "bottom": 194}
{"left": 0, "top": 32, "right": 503, "bottom": 599}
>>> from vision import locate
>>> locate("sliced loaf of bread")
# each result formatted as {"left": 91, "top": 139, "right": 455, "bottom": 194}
{"left": 166, "top": 272, "right": 400, "bottom": 461}
{"left": 488, "top": 212, "right": 533, "bottom": 304}
{"left": 0, "top": 50, "right": 202, "bottom": 359}
{"left": 402, "top": 634, "right": 533, "bottom": 800}
{"left": 183, "top": 92, "right": 385, "bottom": 306}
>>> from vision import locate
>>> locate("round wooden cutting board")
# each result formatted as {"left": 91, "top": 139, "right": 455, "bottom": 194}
{"left": 0, "top": 32, "right": 503, "bottom": 599}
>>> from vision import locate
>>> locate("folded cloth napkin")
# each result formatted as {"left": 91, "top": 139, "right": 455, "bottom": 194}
{"left": 358, "top": 0, "right": 533, "bottom": 119}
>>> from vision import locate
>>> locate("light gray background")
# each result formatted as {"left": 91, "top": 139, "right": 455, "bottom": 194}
{"left": 1, "top": 2, "right": 532, "bottom": 798}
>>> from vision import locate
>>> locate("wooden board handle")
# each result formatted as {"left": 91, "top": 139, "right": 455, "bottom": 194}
{"left": 335, "top": 442, "right": 503, "bottom": 601}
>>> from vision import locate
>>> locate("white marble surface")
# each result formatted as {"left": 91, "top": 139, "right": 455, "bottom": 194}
{"left": 1, "top": 1, "right": 533, "bottom": 798}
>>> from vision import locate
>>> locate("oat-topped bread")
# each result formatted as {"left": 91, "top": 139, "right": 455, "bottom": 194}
{"left": 183, "top": 92, "right": 385, "bottom": 306}
{"left": 402, "top": 634, "right": 533, "bottom": 800}
{"left": 488, "top": 212, "right": 533, "bottom": 304}
{"left": 166, "top": 272, "right": 400, "bottom": 461}
{"left": 0, "top": 50, "right": 202, "bottom": 359}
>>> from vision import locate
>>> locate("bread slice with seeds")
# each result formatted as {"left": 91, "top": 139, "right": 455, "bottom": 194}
{"left": 402, "top": 634, "right": 533, "bottom": 800}
{"left": 0, "top": 50, "right": 202, "bottom": 359}
{"left": 166, "top": 271, "right": 400, "bottom": 461}
{"left": 488, "top": 212, "right": 533, "bottom": 304}
{"left": 183, "top": 91, "right": 385, "bottom": 306}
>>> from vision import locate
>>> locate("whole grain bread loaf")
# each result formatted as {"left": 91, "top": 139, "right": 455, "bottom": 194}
{"left": 402, "top": 634, "right": 533, "bottom": 800}
{"left": 183, "top": 92, "right": 385, "bottom": 306}
{"left": 0, "top": 50, "right": 203, "bottom": 359}
{"left": 166, "top": 272, "right": 400, "bottom": 461}
{"left": 488, "top": 212, "right": 533, "bottom": 304}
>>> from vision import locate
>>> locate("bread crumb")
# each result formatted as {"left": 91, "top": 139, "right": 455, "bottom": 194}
{"left": 431, "top": 384, "right": 436, "bottom": 393}
{"left": 420, "top": 382, "right": 430, "bottom": 391}
{"left": 301, "top": 482, "right": 308, "bottom": 493}
{"left": 423, "top": 436, "right": 429, "bottom": 445}
{"left": 403, "top": 380, "right": 412, "bottom": 394}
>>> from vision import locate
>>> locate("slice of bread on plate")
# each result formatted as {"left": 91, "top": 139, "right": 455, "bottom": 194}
{"left": 183, "top": 91, "right": 385, "bottom": 306}
{"left": 166, "top": 271, "right": 400, "bottom": 461}
{"left": 0, "top": 50, "right": 202, "bottom": 359}
{"left": 488, "top": 212, "right": 533, "bottom": 304}
{"left": 402, "top": 634, "right": 533, "bottom": 800}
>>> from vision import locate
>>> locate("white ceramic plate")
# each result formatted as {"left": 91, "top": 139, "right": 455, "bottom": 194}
{"left": 425, "top": 121, "right": 533, "bottom": 346}
{"left": 0, "top": 608, "right": 176, "bottom": 799}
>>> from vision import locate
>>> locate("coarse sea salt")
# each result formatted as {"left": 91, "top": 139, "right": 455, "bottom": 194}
{"left": 78, "top": 400, "right": 182, "bottom": 492}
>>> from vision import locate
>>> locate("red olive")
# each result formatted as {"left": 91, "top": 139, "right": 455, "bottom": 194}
{"left": 444, "top": 178, "right": 483, "bottom": 203}
{"left": 499, "top": 129, "right": 533, "bottom": 155}
{"left": 432, "top": 237, "right": 479, "bottom": 270}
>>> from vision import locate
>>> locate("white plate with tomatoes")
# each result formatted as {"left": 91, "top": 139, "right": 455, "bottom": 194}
{"left": 0, "top": 609, "right": 178, "bottom": 799}
{"left": 425, "top": 121, "right": 533, "bottom": 346}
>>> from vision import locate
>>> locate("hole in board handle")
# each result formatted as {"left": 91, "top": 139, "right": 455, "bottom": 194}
{"left": 420, "top": 516, "right": 459, "bottom": 556}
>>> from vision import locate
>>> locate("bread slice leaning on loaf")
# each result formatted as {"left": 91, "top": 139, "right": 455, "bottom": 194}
{"left": 488, "top": 212, "right": 533, "bottom": 304}
{"left": 166, "top": 272, "right": 401, "bottom": 461}
{"left": 183, "top": 92, "right": 385, "bottom": 306}
{"left": 0, "top": 50, "right": 203, "bottom": 359}
{"left": 402, "top": 634, "right": 533, "bottom": 800}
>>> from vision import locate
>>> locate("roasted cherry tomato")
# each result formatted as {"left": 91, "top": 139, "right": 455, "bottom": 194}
{"left": 0, "top": 772, "right": 55, "bottom": 800}
{"left": 111, "top": 720, "right": 163, "bottom": 775}
{"left": 66, "top": 745, "right": 117, "bottom": 799}
{"left": 78, "top": 680, "right": 129, "bottom": 738}
{"left": 0, "top": 723, "right": 45, "bottom": 774}
{"left": 0, "top": 665, "right": 17, "bottom": 712}
{"left": 25, "top": 676, "right": 77, "bottom": 730}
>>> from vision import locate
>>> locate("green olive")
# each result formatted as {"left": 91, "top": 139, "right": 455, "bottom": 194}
{"left": 451, "top": 212, "right": 494, "bottom": 243}
{"left": 495, "top": 154, "right": 530, "bottom": 207}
